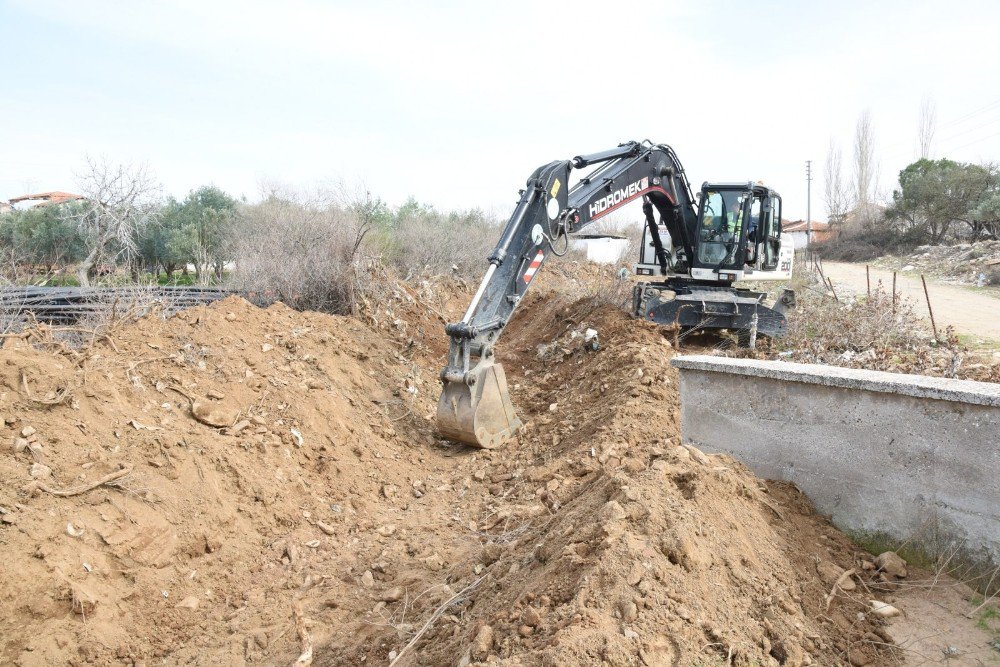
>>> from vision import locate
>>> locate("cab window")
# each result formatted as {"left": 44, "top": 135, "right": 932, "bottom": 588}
{"left": 744, "top": 194, "right": 764, "bottom": 264}
{"left": 697, "top": 190, "right": 746, "bottom": 266}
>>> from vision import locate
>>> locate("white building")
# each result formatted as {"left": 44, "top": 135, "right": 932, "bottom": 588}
{"left": 570, "top": 236, "right": 630, "bottom": 264}
{"left": 784, "top": 220, "right": 832, "bottom": 249}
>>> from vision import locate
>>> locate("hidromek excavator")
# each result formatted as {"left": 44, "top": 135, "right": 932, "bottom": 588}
{"left": 437, "top": 140, "right": 795, "bottom": 449}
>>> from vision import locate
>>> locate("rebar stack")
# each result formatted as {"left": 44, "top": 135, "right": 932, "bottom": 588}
{"left": 0, "top": 286, "right": 232, "bottom": 325}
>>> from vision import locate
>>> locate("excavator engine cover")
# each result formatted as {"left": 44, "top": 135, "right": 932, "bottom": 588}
{"left": 436, "top": 358, "right": 522, "bottom": 449}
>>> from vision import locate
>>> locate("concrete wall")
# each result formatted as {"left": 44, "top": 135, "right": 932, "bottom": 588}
{"left": 671, "top": 355, "right": 1000, "bottom": 563}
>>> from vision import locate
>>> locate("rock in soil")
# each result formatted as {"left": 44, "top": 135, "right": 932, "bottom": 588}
{"left": 875, "top": 551, "right": 908, "bottom": 578}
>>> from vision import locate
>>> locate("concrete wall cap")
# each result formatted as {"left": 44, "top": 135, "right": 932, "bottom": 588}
{"left": 670, "top": 355, "right": 1000, "bottom": 407}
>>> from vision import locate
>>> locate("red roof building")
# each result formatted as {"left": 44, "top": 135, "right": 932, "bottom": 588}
{"left": 8, "top": 191, "right": 85, "bottom": 206}
{"left": 784, "top": 220, "right": 834, "bottom": 248}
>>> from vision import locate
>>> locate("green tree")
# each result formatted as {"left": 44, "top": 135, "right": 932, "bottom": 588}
{"left": 167, "top": 186, "right": 239, "bottom": 283}
{"left": 393, "top": 196, "right": 434, "bottom": 227}
{"left": 138, "top": 199, "right": 186, "bottom": 278}
{"left": 887, "top": 159, "right": 993, "bottom": 244}
{"left": 969, "top": 165, "right": 1000, "bottom": 241}
{"left": 0, "top": 204, "right": 86, "bottom": 282}
{"left": 12, "top": 203, "right": 86, "bottom": 272}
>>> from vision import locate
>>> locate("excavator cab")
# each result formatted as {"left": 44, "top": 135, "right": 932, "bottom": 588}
{"left": 688, "top": 183, "right": 782, "bottom": 281}
{"left": 695, "top": 187, "right": 748, "bottom": 268}
{"left": 635, "top": 182, "right": 787, "bottom": 282}
{"left": 633, "top": 181, "right": 792, "bottom": 342}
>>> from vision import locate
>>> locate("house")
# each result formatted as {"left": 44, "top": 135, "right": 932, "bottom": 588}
{"left": 8, "top": 191, "right": 85, "bottom": 211}
{"left": 784, "top": 219, "right": 833, "bottom": 249}
{"left": 0, "top": 200, "right": 11, "bottom": 215}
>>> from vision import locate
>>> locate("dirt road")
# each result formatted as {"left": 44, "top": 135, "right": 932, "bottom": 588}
{"left": 823, "top": 261, "right": 1000, "bottom": 342}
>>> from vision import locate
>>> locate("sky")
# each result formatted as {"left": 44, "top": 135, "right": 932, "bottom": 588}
{"left": 3, "top": 0, "right": 1000, "bottom": 223}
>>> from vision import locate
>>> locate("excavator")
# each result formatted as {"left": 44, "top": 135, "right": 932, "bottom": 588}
{"left": 437, "top": 140, "right": 795, "bottom": 449}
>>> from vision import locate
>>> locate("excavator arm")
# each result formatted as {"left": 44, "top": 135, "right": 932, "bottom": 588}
{"left": 437, "top": 141, "right": 698, "bottom": 448}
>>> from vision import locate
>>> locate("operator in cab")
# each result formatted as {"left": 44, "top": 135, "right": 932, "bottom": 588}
{"left": 725, "top": 198, "right": 743, "bottom": 237}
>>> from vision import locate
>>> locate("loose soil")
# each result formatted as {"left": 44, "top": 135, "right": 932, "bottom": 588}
{"left": 0, "top": 273, "right": 986, "bottom": 666}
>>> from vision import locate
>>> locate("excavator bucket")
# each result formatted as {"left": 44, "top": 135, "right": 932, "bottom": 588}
{"left": 436, "top": 358, "right": 522, "bottom": 449}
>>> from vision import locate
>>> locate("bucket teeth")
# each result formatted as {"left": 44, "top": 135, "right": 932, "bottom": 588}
{"left": 436, "top": 359, "right": 522, "bottom": 449}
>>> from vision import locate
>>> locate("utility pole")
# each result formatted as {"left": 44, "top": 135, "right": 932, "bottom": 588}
{"left": 805, "top": 160, "right": 813, "bottom": 246}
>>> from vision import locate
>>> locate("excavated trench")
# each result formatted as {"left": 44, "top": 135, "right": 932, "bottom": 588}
{"left": 0, "top": 280, "right": 906, "bottom": 666}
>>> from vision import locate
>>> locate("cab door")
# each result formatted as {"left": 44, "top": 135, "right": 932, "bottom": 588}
{"left": 761, "top": 195, "right": 782, "bottom": 270}
{"left": 745, "top": 193, "right": 764, "bottom": 266}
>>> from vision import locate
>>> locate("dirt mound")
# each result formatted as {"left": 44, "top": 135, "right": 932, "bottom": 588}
{"left": 392, "top": 291, "right": 891, "bottom": 666}
{"left": 0, "top": 284, "right": 896, "bottom": 665}
{"left": 0, "top": 296, "right": 447, "bottom": 665}
{"left": 875, "top": 240, "right": 1000, "bottom": 286}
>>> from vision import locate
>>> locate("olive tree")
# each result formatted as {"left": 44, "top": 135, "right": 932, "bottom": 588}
{"left": 887, "top": 159, "right": 994, "bottom": 243}
{"left": 163, "top": 186, "right": 239, "bottom": 283}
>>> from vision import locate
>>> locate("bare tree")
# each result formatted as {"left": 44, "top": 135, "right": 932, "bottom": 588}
{"left": 918, "top": 96, "right": 936, "bottom": 159}
{"left": 229, "top": 182, "right": 382, "bottom": 315}
{"left": 823, "top": 137, "right": 850, "bottom": 225}
{"left": 853, "top": 110, "right": 876, "bottom": 222}
{"left": 67, "top": 158, "right": 161, "bottom": 286}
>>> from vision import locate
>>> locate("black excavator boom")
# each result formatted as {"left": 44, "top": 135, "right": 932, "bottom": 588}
{"left": 437, "top": 141, "right": 792, "bottom": 448}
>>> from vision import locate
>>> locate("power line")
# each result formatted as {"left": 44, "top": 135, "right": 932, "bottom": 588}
{"left": 935, "top": 113, "right": 1000, "bottom": 146}
{"left": 937, "top": 97, "right": 1000, "bottom": 131}
{"left": 947, "top": 130, "right": 1000, "bottom": 154}
{"left": 880, "top": 114, "right": 1000, "bottom": 166}
{"left": 879, "top": 97, "right": 1000, "bottom": 155}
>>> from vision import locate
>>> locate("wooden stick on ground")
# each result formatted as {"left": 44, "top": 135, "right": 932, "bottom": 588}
{"left": 31, "top": 465, "right": 133, "bottom": 497}
{"left": 824, "top": 568, "right": 857, "bottom": 610}
{"left": 965, "top": 566, "right": 1000, "bottom": 619}
{"left": 825, "top": 277, "right": 840, "bottom": 302}
{"left": 21, "top": 370, "right": 71, "bottom": 406}
{"left": 292, "top": 600, "right": 313, "bottom": 666}
{"left": 920, "top": 274, "right": 939, "bottom": 341}
{"left": 892, "top": 271, "right": 897, "bottom": 314}
{"left": 388, "top": 576, "right": 486, "bottom": 667}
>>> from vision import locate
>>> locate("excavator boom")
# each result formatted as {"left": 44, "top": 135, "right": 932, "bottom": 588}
{"left": 437, "top": 141, "right": 697, "bottom": 448}
{"left": 438, "top": 140, "right": 792, "bottom": 448}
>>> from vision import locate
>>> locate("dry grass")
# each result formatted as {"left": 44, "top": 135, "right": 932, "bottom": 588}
{"left": 546, "top": 260, "right": 634, "bottom": 310}
{"left": 782, "top": 281, "right": 933, "bottom": 355}
{"left": 732, "top": 263, "right": 1000, "bottom": 381}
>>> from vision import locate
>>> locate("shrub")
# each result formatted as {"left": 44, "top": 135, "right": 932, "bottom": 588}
{"left": 780, "top": 282, "right": 929, "bottom": 354}
{"left": 375, "top": 199, "right": 499, "bottom": 280}
{"left": 818, "top": 223, "right": 923, "bottom": 262}
{"left": 228, "top": 188, "right": 377, "bottom": 315}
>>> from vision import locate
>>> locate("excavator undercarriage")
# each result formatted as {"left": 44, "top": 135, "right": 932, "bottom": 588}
{"left": 437, "top": 140, "right": 795, "bottom": 448}
{"left": 634, "top": 280, "right": 795, "bottom": 340}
